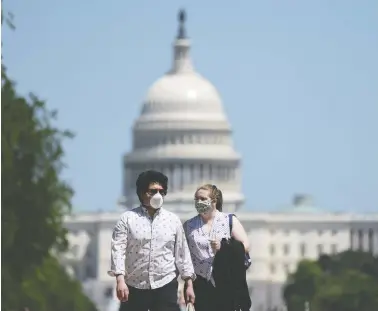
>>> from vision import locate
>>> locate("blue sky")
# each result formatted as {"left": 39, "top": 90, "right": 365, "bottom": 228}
{"left": 2, "top": 0, "right": 378, "bottom": 212}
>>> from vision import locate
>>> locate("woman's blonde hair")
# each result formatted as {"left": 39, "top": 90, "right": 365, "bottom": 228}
{"left": 195, "top": 184, "right": 223, "bottom": 212}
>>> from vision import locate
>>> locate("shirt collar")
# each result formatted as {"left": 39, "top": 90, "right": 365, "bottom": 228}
{"left": 140, "top": 205, "right": 164, "bottom": 217}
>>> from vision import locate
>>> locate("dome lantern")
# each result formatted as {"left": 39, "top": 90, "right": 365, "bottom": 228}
{"left": 171, "top": 9, "right": 194, "bottom": 74}
{"left": 177, "top": 9, "right": 187, "bottom": 40}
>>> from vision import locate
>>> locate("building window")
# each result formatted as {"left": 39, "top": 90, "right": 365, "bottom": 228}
{"left": 331, "top": 244, "right": 338, "bottom": 254}
{"left": 199, "top": 164, "right": 204, "bottom": 180}
{"left": 283, "top": 244, "right": 290, "bottom": 255}
{"left": 270, "top": 264, "right": 276, "bottom": 274}
{"left": 104, "top": 287, "right": 113, "bottom": 298}
{"left": 332, "top": 229, "right": 337, "bottom": 236}
{"left": 350, "top": 229, "right": 355, "bottom": 250}
{"left": 225, "top": 167, "right": 230, "bottom": 181}
{"left": 283, "top": 264, "right": 290, "bottom": 275}
{"left": 300, "top": 243, "right": 306, "bottom": 257}
{"left": 270, "top": 244, "right": 275, "bottom": 256}
{"left": 85, "top": 265, "right": 95, "bottom": 279}
{"left": 189, "top": 164, "right": 194, "bottom": 182}
{"left": 318, "top": 230, "right": 323, "bottom": 236}
{"left": 230, "top": 167, "right": 236, "bottom": 180}
{"left": 358, "top": 229, "right": 364, "bottom": 251}
{"left": 368, "top": 229, "right": 374, "bottom": 253}
{"left": 317, "top": 244, "right": 323, "bottom": 256}
{"left": 169, "top": 164, "right": 174, "bottom": 180}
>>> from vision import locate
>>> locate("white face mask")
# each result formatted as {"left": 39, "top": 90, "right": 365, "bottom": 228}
{"left": 150, "top": 192, "right": 164, "bottom": 209}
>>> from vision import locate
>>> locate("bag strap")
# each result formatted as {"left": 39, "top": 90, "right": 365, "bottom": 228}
{"left": 228, "top": 213, "right": 235, "bottom": 236}
{"left": 186, "top": 302, "right": 195, "bottom": 311}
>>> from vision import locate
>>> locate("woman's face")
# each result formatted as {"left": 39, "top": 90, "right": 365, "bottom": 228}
{"left": 194, "top": 189, "right": 215, "bottom": 215}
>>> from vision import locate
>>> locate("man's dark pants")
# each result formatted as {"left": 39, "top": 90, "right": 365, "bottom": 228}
{"left": 119, "top": 279, "right": 180, "bottom": 311}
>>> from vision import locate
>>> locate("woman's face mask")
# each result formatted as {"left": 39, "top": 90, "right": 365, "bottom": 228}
{"left": 195, "top": 199, "right": 212, "bottom": 214}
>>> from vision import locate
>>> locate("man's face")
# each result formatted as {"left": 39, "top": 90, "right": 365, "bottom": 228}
{"left": 141, "top": 182, "right": 166, "bottom": 206}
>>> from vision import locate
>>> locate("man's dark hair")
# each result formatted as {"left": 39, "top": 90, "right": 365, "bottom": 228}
{"left": 136, "top": 170, "right": 168, "bottom": 203}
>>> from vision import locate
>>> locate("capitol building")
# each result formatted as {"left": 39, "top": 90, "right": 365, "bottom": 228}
{"left": 62, "top": 11, "right": 378, "bottom": 311}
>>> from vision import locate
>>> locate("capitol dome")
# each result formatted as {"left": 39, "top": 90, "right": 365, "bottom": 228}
{"left": 142, "top": 10, "right": 224, "bottom": 118}
{"left": 122, "top": 10, "right": 244, "bottom": 212}
{"left": 143, "top": 64, "right": 225, "bottom": 118}
{"left": 146, "top": 73, "right": 222, "bottom": 107}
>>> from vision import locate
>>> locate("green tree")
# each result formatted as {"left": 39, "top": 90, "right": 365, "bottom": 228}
{"left": 283, "top": 251, "right": 378, "bottom": 311}
{"left": 312, "top": 270, "right": 378, "bottom": 311}
{"left": 21, "top": 256, "right": 98, "bottom": 311}
{"left": 283, "top": 260, "right": 323, "bottom": 311}
{"left": 2, "top": 14, "right": 97, "bottom": 311}
{"left": 2, "top": 63, "right": 72, "bottom": 307}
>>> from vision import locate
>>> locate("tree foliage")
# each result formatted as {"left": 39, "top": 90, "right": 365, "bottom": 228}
{"left": 2, "top": 17, "right": 97, "bottom": 311}
{"left": 283, "top": 251, "right": 378, "bottom": 311}
{"left": 21, "top": 256, "right": 98, "bottom": 311}
{"left": 2, "top": 64, "right": 73, "bottom": 277}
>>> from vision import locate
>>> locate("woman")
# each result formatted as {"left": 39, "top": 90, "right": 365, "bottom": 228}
{"left": 183, "top": 184, "right": 250, "bottom": 311}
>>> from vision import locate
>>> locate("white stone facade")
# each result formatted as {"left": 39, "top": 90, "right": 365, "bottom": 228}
{"left": 63, "top": 201, "right": 378, "bottom": 311}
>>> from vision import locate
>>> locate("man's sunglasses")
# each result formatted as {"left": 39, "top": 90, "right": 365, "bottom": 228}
{"left": 147, "top": 189, "right": 166, "bottom": 196}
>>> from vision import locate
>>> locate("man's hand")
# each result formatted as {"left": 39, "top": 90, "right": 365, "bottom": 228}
{"left": 185, "top": 280, "right": 195, "bottom": 304}
{"left": 116, "top": 276, "right": 129, "bottom": 302}
{"left": 178, "top": 293, "right": 186, "bottom": 307}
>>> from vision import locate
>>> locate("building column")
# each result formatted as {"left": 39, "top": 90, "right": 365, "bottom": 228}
{"left": 209, "top": 164, "right": 214, "bottom": 182}
{"left": 97, "top": 224, "right": 114, "bottom": 282}
{"left": 178, "top": 164, "right": 184, "bottom": 191}
{"left": 183, "top": 164, "right": 190, "bottom": 189}
{"left": 172, "top": 164, "right": 180, "bottom": 192}
{"left": 203, "top": 164, "right": 210, "bottom": 184}
{"left": 162, "top": 165, "right": 170, "bottom": 184}
{"left": 353, "top": 230, "right": 360, "bottom": 250}
{"left": 193, "top": 164, "right": 199, "bottom": 185}
{"left": 374, "top": 230, "right": 378, "bottom": 255}
{"left": 363, "top": 229, "right": 370, "bottom": 252}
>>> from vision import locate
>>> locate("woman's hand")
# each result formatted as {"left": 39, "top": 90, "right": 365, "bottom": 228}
{"left": 210, "top": 239, "right": 221, "bottom": 253}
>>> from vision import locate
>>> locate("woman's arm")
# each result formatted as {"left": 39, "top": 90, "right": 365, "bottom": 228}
{"left": 231, "top": 216, "right": 250, "bottom": 252}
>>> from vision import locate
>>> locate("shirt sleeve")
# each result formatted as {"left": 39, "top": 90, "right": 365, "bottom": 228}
{"left": 175, "top": 219, "right": 196, "bottom": 281}
{"left": 108, "top": 214, "right": 128, "bottom": 277}
{"left": 183, "top": 220, "right": 189, "bottom": 239}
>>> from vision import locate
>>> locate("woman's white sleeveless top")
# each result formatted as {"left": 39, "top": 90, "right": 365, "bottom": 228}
{"left": 184, "top": 211, "right": 231, "bottom": 284}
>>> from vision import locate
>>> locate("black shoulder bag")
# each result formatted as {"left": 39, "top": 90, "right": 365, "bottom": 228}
{"left": 228, "top": 213, "right": 252, "bottom": 270}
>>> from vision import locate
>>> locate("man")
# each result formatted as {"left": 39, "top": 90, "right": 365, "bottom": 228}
{"left": 108, "top": 170, "right": 196, "bottom": 311}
